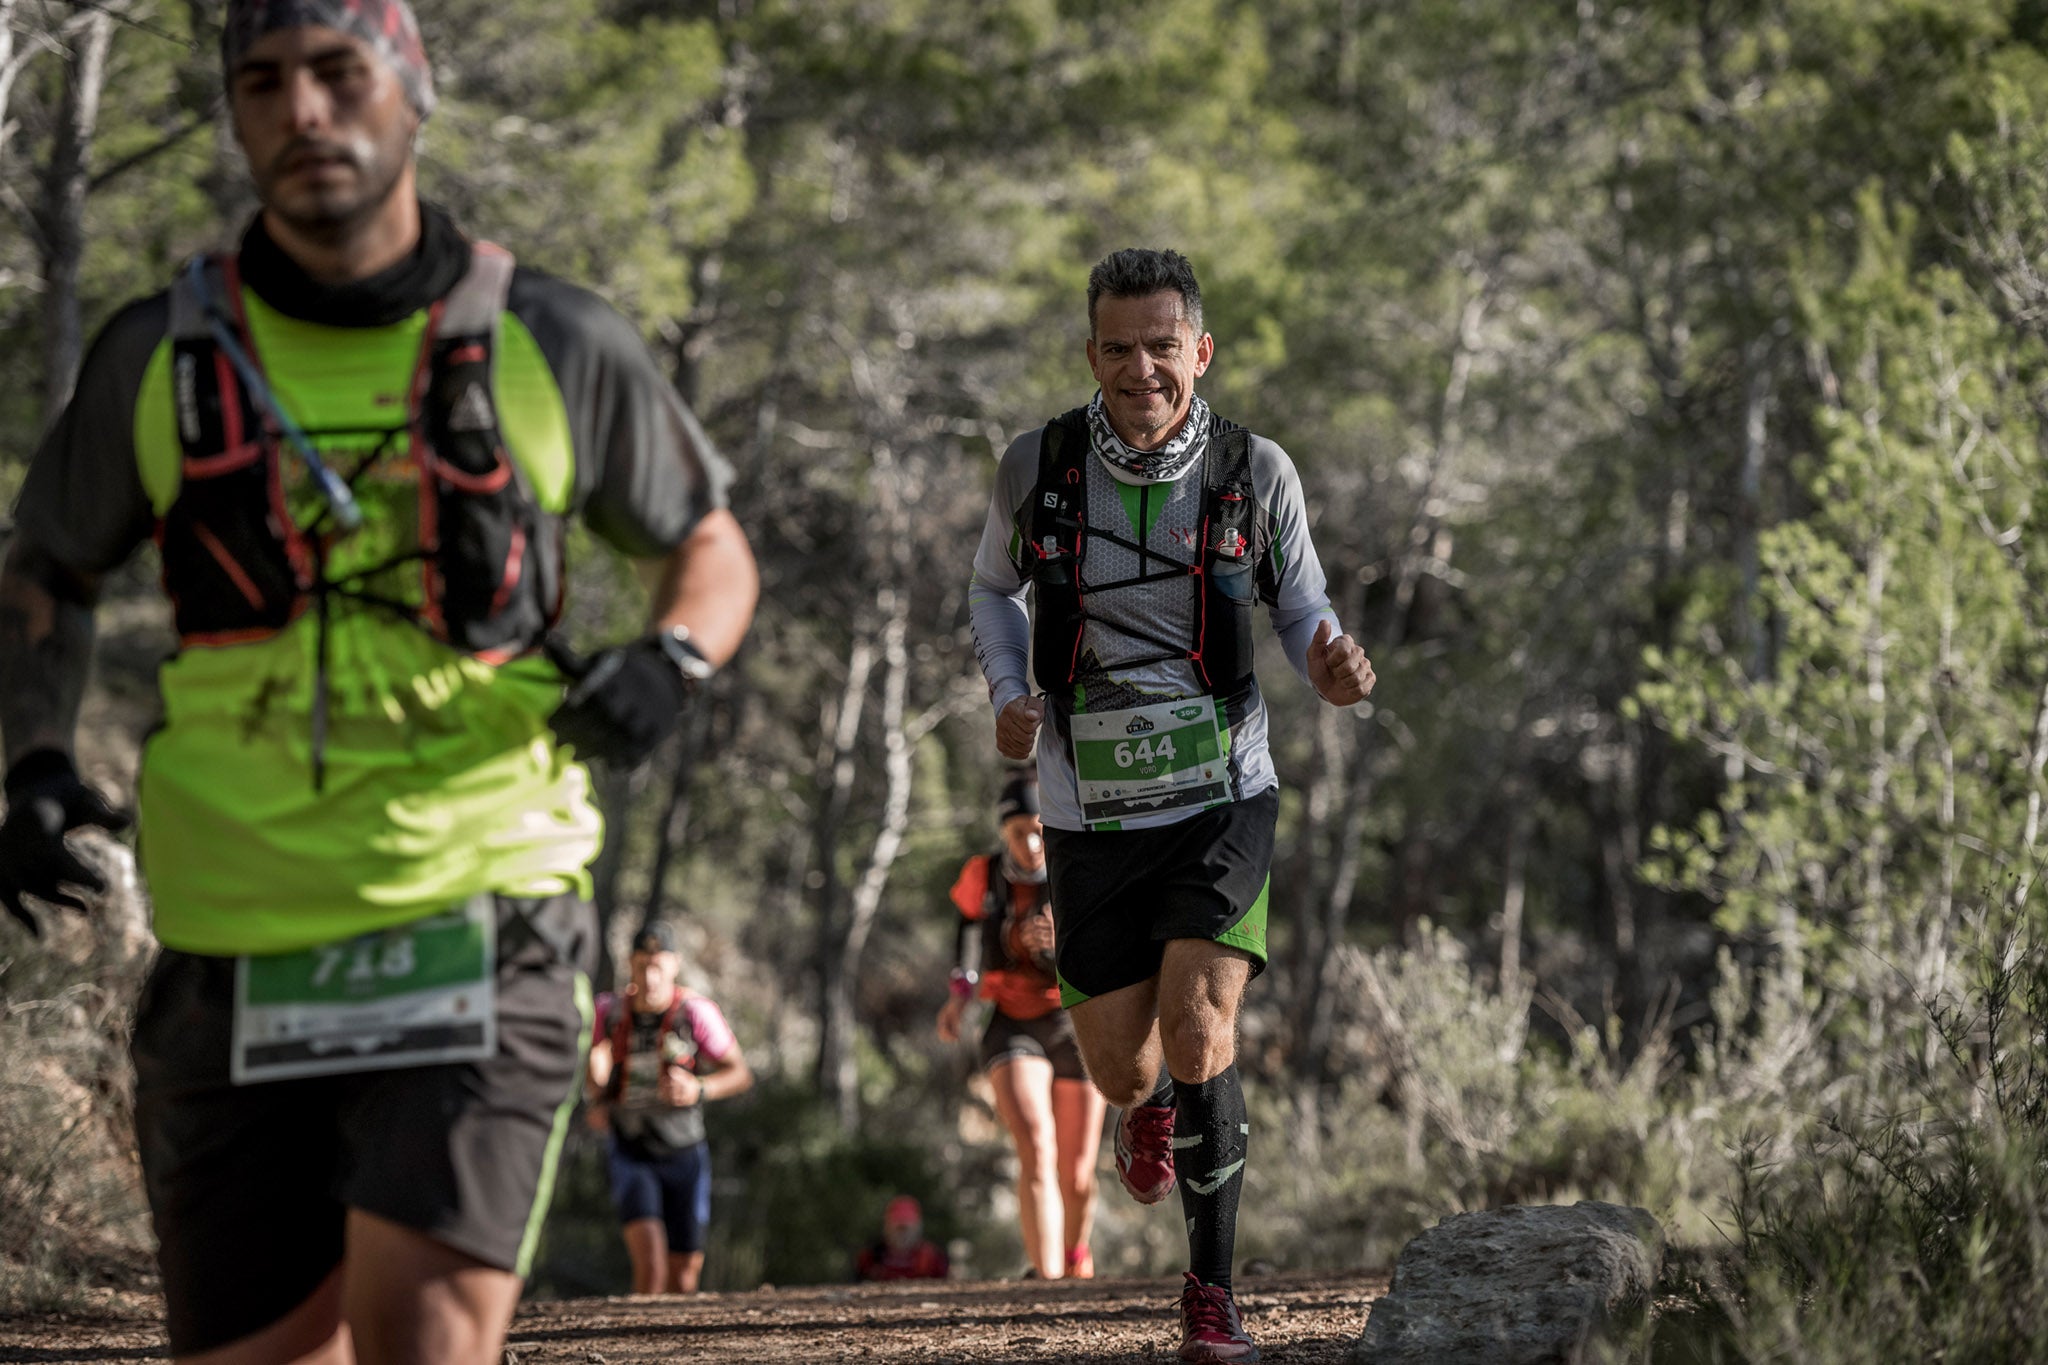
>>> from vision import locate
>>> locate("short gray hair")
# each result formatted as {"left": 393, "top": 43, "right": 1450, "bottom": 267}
{"left": 1087, "top": 248, "right": 1203, "bottom": 336}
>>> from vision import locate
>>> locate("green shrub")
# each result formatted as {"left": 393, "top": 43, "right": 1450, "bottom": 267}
{"left": 1713, "top": 913, "right": 2048, "bottom": 1364}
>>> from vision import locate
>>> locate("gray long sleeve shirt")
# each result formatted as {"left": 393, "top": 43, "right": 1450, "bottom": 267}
{"left": 969, "top": 415, "right": 1340, "bottom": 831}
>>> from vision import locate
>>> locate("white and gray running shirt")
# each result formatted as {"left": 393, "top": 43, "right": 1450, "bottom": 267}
{"left": 969, "top": 413, "right": 1341, "bottom": 832}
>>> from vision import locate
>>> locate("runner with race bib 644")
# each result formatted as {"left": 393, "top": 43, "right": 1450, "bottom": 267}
{"left": 967, "top": 248, "right": 1375, "bottom": 1363}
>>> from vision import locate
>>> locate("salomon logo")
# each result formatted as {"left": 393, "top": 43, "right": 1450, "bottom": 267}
{"left": 1125, "top": 716, "right": 1156, "bottom": 736}
{"left": 448, "top": 382, "right": 495, "bottom": 433}
{"left": 1043, "top": 492, "right": 1060, "bottom": 508}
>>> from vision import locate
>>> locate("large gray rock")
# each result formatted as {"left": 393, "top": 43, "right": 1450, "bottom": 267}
{"left": 1352, "top": 1201, "right": 1664, "bottom": 1365}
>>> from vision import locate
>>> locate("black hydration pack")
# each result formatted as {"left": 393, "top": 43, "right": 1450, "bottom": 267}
{"left": 157, "top": 242, "right": 563, "bottom": 663}
{"left": 980, "top": 855, "right": 1055, "bottom": 982}
{"left": 1025, "top": 406, "right": 1260, "bottom": 713}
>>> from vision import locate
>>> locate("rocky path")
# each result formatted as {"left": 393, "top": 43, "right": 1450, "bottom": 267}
{"left": 0, "top": 1271, "right": 1385, "bottom": 1363}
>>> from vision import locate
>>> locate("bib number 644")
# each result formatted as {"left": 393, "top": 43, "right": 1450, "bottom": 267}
{"left": 1114, "top": 734, "right": 1178, "bottom": 768}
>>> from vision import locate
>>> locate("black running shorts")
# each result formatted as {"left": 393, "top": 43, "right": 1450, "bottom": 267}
{"left": 979, "top": 1006, "right": 1088, "bottom": 1080}
{"left": 1044, "top": 787, "right": 1277, "bottom": 1007}
{"left": 130, "top": 893, "right": 594, "bottom": 1357}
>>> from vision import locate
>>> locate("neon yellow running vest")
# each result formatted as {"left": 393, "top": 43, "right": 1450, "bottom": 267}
{"left": 130, "top": 251, "right": 599, "bottom": 956}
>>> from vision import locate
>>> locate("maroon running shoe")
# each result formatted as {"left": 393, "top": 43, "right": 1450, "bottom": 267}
{"left": 1113, "top": 1102, "right": 1176, "bottom": 1204}
{"left": 1177, "top": 1272, "right": 1259, "bottom": 1363}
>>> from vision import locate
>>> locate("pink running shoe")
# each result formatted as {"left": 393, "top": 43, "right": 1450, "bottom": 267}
{"left": 1177, "top": 1272, "right": 1259, "bottom": 1363}
{"left": 1113, "top": 1103, "right": 1177, "bottom": 1204}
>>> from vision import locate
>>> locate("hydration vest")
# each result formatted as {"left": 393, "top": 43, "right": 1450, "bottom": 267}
{"left": 157, "top": 243, "right": 563, "bottom": 664}
{"left": 979, "top": 855, "right": 1055, "bottom": 984}
{"left": 1027, "top": 407, "right": 1260, "bottom": 713}
{"left": 602, "top": 992, "right": 697, "bottom": 1107}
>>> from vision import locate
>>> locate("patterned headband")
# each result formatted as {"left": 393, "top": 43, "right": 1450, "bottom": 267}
{"left": 221, "top": 0, "right": 435, "bottom": 118}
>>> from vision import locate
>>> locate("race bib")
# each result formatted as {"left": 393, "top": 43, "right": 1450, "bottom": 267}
{"left": 231, "top": 895, "right": 496, "bottom": 1085}
{"left": 1070, "top": 696, "right": 1229, "bottom": 829}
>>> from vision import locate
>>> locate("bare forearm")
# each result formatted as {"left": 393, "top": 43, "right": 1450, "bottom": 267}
{"left": 0, "top": 541, "right": 101, "bottom": 768}
{"left": 641, "top": 509, "right": 758, "bottom": 667}
{"left": 699, "top": 1056, "right": 753, "bottom": 1101}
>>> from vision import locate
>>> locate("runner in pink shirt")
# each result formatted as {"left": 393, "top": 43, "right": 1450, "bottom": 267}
{"left": 587, "top": 921, "right": 753, "bottom": 1293}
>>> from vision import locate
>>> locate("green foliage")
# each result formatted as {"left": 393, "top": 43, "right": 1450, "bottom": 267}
{"left": 1640, "top": 177, "right": 2048, "bottom": 992}
{"left": 1711, "top": 906, "right": 2048, "bottom": 1364}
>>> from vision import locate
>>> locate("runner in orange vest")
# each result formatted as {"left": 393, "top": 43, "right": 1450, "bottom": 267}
{"left": 937, "top": 774, "right": 1105, "bottom": 1278}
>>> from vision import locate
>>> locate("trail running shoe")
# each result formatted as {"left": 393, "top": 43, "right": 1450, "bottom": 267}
{"left": 1177, "top": 1272, "right": 1259, "bottom": 1363}
{"left": 1113, "top": 1103, "right": 1177, "bottom": 1204}
{"left": 1065, "top": 1242, "right": 1095, "bottom": 1278}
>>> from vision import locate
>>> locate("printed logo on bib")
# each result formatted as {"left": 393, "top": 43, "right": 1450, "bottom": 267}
{"left": 1071, "top": 696, "right": 1230, "bottom": 828}
{"left": 230, "top": 895, "right": 496, "bottom": 1084}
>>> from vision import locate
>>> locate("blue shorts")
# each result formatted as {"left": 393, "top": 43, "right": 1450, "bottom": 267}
{"left": 606, "top": 1139, "right": 712, "bottom": 1253}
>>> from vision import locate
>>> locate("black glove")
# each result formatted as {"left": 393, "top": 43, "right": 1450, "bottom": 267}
{"left": 545, "top": 636, "right": 693, "bottom": 766}
{"left": 0, "top": 750, "right": 131, "bottom": 935}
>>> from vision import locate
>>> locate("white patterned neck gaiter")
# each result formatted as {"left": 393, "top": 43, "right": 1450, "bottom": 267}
{"left": 1086, "top": 390, "right": 1211, "bottom": 485}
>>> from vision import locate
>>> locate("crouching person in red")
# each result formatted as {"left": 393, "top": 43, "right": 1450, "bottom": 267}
{"left": 855, "top": 1196, "right": 950, "bottom": 1282}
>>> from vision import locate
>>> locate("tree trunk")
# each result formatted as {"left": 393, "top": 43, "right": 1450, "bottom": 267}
{"left": 819, "top": 589, "right": 913, "bottom": 1129}
{"left": 643, "top": 702, "right": 710, "bottom": 925}
{"left": 36, "top": 10, "right": 114, "bottom": 424}
{"left": 0, "top": 0, "right": 23, "bottom": 176}
{"left": 1287, "top": 704, "right": 1348, "bottom": 1054}
{"left": 1735, "top": 336, "right": 1774, "bottom": 680}
{"left": 810, "top": 625, "right": 875, "bottom": 1107}
{"left": 1499, "top": 806, "right": 1528, "bottom": 985}
{"left": 588, "top": 762, "right": 636, "bottom": 994}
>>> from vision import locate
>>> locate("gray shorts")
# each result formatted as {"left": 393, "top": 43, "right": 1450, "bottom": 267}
{"left": 131, "top": 893, "right": 593, "bottom": 1356}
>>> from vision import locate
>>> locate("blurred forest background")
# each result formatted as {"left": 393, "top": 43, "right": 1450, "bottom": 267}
{"left": 8, "top": 1, "right": 2048, "bottom": 1358}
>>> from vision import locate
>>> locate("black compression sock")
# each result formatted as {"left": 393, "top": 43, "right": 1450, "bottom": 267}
{"left": 1171, "top": 1066, "right": 1247, "bottom": 1289}
{"left": 1142, "top": 1069, "right": 1175, "bottom": 1109}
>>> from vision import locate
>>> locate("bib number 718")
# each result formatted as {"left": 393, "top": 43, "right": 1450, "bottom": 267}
{"left": 1114, "top": 734, "right": 1177, "bottom": 769}
{"left": 310, "top": 936, "right": 418, "bottom": 988}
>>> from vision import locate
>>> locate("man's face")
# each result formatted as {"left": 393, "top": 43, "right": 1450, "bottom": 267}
{"left": 1086, "top": 290, "right": 1214, "bottom": 450}
{"left": 630, "top": 948, "right": 680, "bottom": 1002}
{"left": 230, "top": 25, "right": 417, "bottom": 236}
{"left": 1001, "top": 812, "right": 1044, "bottom": 870}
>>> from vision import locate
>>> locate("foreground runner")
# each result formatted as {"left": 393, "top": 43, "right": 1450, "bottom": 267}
{"left": 587, "top": 922, "right": 753, "bottom": 1294}
{"left": 937, "top": 773, "right": 1104, "bottom": 1279}
{"left": 0, "top": 4, "right": 757, "bottom": 1361}
{"left": 967, "top": 249, "right": 1375, "bottom": 1362}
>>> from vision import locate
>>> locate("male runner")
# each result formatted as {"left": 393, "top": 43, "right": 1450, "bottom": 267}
{"left": 587, "top": 921, "right": 753, "bottom": 1294}
{"left": 0, "top": 4, "right": 758, "bottom": 1361}
{"left": 967, "top": 248, "right": 1374, "bottom": 1362}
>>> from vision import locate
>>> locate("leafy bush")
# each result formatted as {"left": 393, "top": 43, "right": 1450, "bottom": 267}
{"left": 1710, "top": 912, "right": 2048, "bottom": 1364}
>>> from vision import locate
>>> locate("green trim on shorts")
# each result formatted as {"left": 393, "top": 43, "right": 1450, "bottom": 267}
{"left": 516, "top": 969, "right": 592, "bottom": 1276}
{"left": 1059, "top": 969, "right": 1091, "bottom": 1010}
{"left": 1215, "top": 875, "right": 1270, "bottom": 965}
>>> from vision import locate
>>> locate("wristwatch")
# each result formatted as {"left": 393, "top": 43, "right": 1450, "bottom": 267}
{"left": 652, "top": 625, "right": 717, "bottom": 685}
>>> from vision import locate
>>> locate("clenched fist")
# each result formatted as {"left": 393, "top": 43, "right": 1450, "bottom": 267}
{"left": 997, "top": 695, "right": 1045, "bottom": 760}
{"left": 1307, "top": 620, "right": 1376, "bottom": 706}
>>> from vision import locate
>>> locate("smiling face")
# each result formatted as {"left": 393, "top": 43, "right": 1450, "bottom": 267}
{"left": 230, "top": 24, "right": 417, "bottom": 238}
{"left": 1086, "top": 290, "right": 1215, "bottom": 450}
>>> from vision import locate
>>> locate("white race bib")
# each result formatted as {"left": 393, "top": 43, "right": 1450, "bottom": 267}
{"left": 1070, "top": 697, "right": 1230, "bottom": 829}
{"left": 231, "top": 895, "right": 496, "bottom": 1085}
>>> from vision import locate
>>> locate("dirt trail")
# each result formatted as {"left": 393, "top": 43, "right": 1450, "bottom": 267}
{"left": 0, "top": 1271, "right": 1384, "bottom": 1364}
